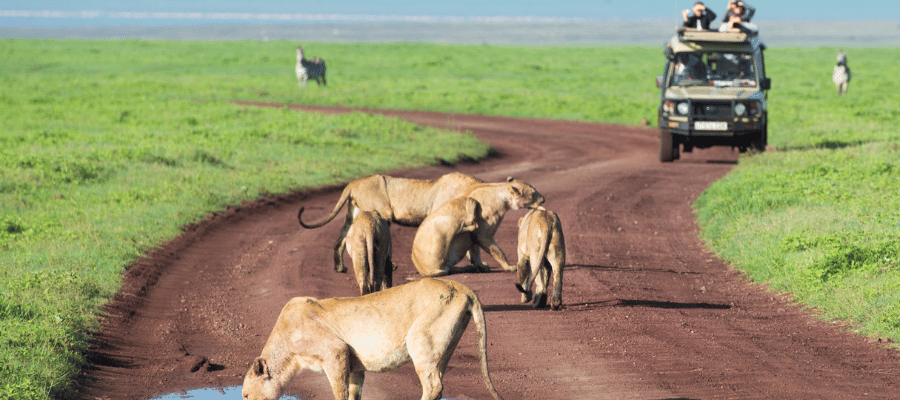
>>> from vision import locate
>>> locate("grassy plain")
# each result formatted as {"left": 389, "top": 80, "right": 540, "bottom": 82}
{"left": 696, "top": 47, "right": 900, "bottom": 343}
{"left": 1, "top": 39, "right": 494, "bottom": 399}
{"left": 1, "top": 39, "right": 899, "bottom": 399}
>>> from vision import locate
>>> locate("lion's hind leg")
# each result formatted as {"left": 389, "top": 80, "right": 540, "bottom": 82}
{"left": 380, "top": 242, "right": 393, "bottom": 291}
{"left": 349, "top": 371, "right": 365, "bottom": 400}
{"left": 547, "top": 243, "right": 565, "bottom": 310}
{"left": 407, "top": 298, "right": 470, "bottom": 400}
{"left": 333, "top": 206, "right": 356, "bottom": 273}
{"left": 515, "top": 252, "right": 533, "bottom": 303}
{"left": 531, "top": 260, "right": 551, "bottom": 309}
{"left": 547, "top": 217, "right": 565, "bottom": 310}
{"left": 517, "top": 228, "right": 550, "bottom": 305}
{"left": 466, "top": 244, "right": 489, "bottom": 272}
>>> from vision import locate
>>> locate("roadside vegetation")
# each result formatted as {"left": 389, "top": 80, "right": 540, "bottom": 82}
{"left": 696, "top": 47, "right": 900, "bottom": 343}
{"left": 1, "top": 39, "right": 493, "bottom": 400}
{"left": 1, "top": 39, "right": 898, "bottom": 399}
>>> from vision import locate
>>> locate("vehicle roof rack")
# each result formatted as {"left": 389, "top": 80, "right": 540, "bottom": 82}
{"left": 677, "top": 28, "right": 752, "bottom": 43}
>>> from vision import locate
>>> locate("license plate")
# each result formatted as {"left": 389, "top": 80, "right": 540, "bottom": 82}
{"left": 694, "top": 121, "right": 728, "bottom": 131}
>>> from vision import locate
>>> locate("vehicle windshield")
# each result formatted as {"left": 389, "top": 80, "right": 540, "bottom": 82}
{"left": 669, "top": 52, "right": 757, "bottom": 88}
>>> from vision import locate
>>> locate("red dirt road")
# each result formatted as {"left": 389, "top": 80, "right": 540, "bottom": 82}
{"left": 77, "top": 107, "right": 900, "bottom": 400}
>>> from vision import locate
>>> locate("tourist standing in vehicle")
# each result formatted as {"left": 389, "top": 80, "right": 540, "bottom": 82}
{"left": 722, "top": 1, "right": 756, "bottom": 23}
{"left": 682, "top": 2, "right": 717, "bottom": 30}
{"left": 719, "top": 13, "right": 758, "bottom": 33}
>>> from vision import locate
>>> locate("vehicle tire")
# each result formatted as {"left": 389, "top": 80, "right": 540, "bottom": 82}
{"left": 751, "top": 127, "right": 767, "bottom": 153}
{"left": 659, "top": 130, "right": 676, "bottom": 162}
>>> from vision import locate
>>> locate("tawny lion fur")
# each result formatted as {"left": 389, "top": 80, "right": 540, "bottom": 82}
{"left": 298, "top": 172, "right": 483, "bottom": 273}
{"left": 344, "top": 210, "right": 392, "bottom": 295}
{"left": 241, "top": 278, "right": 503, "bottom": 400}
{"left": 514, "top": 206, "right": 566, "bottom": 310}
{"left": 411, "top": 177, "right": 545, "bottom": 277}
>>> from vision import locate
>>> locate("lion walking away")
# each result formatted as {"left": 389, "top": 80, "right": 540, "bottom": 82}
{"left": 515, "top": 206, "right": 566, "bottom": 310}
{"left": 344, "top": 210, "right": 392, "bottom": 295}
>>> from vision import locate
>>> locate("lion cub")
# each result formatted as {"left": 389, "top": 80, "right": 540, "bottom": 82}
{"left": 242, "top": 278, "right": 504, "bottom": 400}
{"left": 344, "top": 210, "right": 392, "bottom": 295}
{"left": 515, "top": 206, "right": 565, "bottom": 310}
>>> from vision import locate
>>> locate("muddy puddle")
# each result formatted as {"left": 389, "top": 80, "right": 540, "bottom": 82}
{"left": 150, "top": 386, "right": 300, "bottom": 399}
{"left": 151, "top": 386, "right": 465, "bottom": 399}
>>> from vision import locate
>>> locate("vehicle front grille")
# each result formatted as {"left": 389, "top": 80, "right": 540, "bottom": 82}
{"left": 693, "top": 103, "right": 731, "bottom": 118}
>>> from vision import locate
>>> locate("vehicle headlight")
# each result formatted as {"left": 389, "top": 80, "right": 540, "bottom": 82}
{"left": 734, "top": 103, "right": 747, "bottom": 116}
{"left": 748, "top": 102, "right": 760, "bottom": 115}
{"left": 677, "top": 102, "right": 690, "bottom": 115}
{"left": 664, "top": 100, "right": 675, "bottom": 114}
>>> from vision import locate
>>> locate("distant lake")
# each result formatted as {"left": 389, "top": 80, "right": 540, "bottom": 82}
{"left": 2, "top": 14, "right": 899, "bottom": 46}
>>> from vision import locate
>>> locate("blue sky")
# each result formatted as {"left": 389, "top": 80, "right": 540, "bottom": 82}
{"left": 0, "top": 1, "right": 893, "bottom": 27}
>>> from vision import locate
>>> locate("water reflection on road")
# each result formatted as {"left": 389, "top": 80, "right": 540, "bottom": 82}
{"left": 151, "top": 386, "right": 300, "bottom": 399}
{"left": 152, "top": 386, "right": 466, "bottom": 400}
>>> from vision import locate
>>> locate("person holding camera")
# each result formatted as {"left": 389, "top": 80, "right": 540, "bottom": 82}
{"left": 682, "top": 2, "right": 718, "bottom": 30}
{"left": 722, "top": 1, "right": 756, "bottom": 23}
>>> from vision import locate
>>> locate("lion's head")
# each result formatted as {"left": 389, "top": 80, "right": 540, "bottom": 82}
{"left": 506, "top": 177, "right": 545, "bottom": 210}
{"left": 242, "top": 357, "right": 284, "bottom": 400}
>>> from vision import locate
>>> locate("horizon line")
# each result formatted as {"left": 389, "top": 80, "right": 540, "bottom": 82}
{"left": 3, "top": 10, "right": 896, "bottom": 24}
{"left": 3, "top": 10, "right": 594, "bottom": 23}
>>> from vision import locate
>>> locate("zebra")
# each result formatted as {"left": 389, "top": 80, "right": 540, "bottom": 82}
{"left": 295, "top": 46, "right": 326, "bottom": 88}
{"left": 832, "top": 50, "right": 850, "bottom": 95}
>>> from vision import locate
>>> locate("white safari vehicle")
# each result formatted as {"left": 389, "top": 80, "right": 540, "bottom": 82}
{"left": 656, "top": 28, "right": 771, "bottom": 162}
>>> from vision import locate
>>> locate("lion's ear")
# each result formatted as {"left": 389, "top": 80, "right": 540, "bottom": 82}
{"left": 465, "top": 197, "right": 479, "bottom": 214}
{"left": 253, "top": 357, "right": 271, "bottom": 378}
{"left": 506, "top": 176, "right": 514, "bottom": 182}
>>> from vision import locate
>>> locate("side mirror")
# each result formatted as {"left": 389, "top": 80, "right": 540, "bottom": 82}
{"left": 656, "top": 76, "right": 664, "bottom": 89}
{"left": 761, "top": 78, "right": 771, "bottom": 90}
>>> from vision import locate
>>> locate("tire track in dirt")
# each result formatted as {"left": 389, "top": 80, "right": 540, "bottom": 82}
{"left": 77, "top": 106, "right": 900, "bottom": 400}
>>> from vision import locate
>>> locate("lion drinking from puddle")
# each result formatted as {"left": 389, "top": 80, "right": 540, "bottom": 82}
{"left": 242, "top": 278, "right": 504, "bottom": 400}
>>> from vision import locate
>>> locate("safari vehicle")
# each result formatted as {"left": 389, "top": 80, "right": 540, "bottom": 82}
{"left": 656, "top": 28, "right": 771, "bottom": 162}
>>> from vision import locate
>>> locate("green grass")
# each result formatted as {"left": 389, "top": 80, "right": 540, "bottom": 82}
{"left": 695, "top": 143, "right": 900, "bottom": 340}
{"left": 695, "top": 46, "right": 900, "bottom": 345}
{"left": 0, "top": 40, "right": 664, "bottom": 125}
{"left": 272, "top": 43, "right": 661, "bottom": 125}
{"left": 766, "top": 47, "right": 900, "bottom": 148}
{"left": 0, "top": 39, "right": 491, "bottom": 400}
{"left": 1, "top": 39, "right": 899, "bottom": 399}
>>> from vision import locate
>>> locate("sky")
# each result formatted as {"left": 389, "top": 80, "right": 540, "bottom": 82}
{"left": 0, "top": 0, "right": 893, "bottom": 27}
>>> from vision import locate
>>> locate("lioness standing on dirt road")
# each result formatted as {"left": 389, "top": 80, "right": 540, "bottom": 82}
{"left": 297, "top": 172, "right": 483, "bottom": 273}
{"left": 242, "top": 278, "right": 504, "bottom": 400}
{"left": 344, "top": 210, "right": 392, "bottom": 295}
{"left": 515, "top": 206, "right": 566, "bottom": 310}
{"left": 411, "top": 177, "right": 545, "bottom": 276}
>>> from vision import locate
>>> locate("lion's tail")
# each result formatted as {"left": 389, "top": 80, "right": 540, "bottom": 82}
{"left": 470, "top": 291, "right": 504, "bottom": 400}
{"left": 298, "top": 186, "right": 353, "bottom": 229}
{"left": 365, "top": 227, "right": 376, "bottom": 294}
